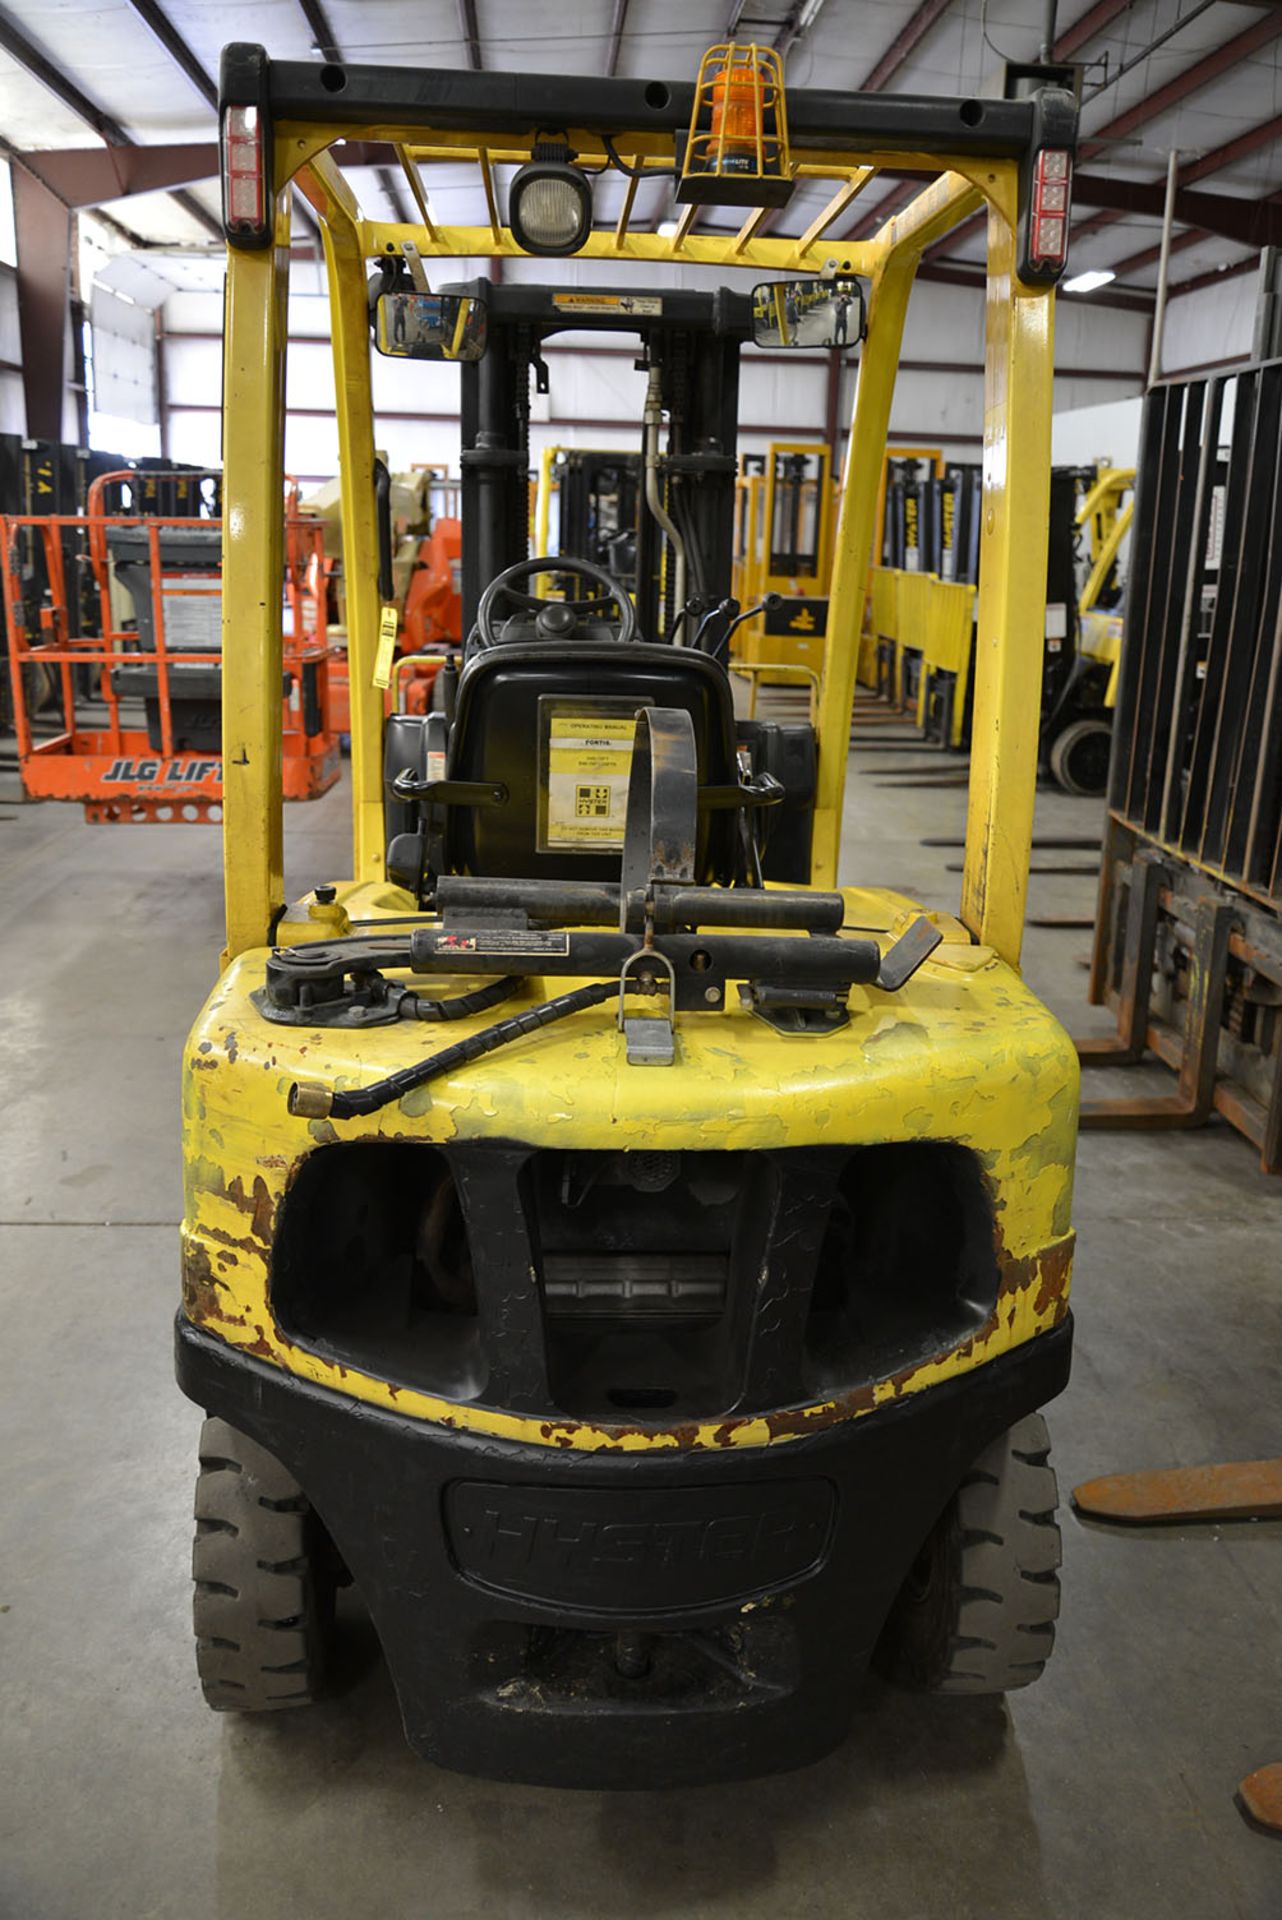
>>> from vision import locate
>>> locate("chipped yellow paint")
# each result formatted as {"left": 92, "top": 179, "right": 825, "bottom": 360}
{"left": 202, "top": 110, "right": 1075, "bottom": 1453}
{"left": 181, "top": 883, "right": 1078, "bottom": 1453}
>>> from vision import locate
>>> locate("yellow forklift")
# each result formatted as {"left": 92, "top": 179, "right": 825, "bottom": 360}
{"left": 178, "top": 40, "right": 1080, "bottom": 1786}
{"left": 731, "top": 440, "right": 836, "bottom": 699}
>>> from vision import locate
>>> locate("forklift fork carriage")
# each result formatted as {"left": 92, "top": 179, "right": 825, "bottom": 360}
{"left": 176, "top": 41, "right": 1080, "bottom": 1786}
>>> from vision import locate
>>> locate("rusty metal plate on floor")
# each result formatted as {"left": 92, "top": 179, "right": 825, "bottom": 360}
{"left": 1072, "top": 1459, "right": 1282, "bottom": 1524}
{"left": 1239, "top": 1764, "right": 1282, "bottom": 1836}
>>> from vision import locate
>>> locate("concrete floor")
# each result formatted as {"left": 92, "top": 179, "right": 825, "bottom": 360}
{"left": 2, "top": 738, "right": 1281, "bottom": 1920}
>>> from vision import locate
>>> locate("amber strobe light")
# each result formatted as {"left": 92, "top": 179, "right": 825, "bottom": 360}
{"left": 678, "top": 43, "right": 793, "bottom": 208}
{"left": 509, "top": 141, "right": 594, "bottom": 256}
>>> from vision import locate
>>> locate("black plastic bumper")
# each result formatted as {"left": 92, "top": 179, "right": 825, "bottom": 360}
{"left": 176, "top": 1313, "right": 1072, "bottom": 1787}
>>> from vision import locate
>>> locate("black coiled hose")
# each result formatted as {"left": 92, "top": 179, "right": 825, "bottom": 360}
{"left": 289, "top": 979, "right": 624, "bottom": 1121}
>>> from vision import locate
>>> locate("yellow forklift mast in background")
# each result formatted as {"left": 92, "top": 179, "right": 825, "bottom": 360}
{"left": 1075, "top": 463, "right": 1135, "bottom": 707}
{"left": 731, "top": 440, "right": 835, "bottom": 705}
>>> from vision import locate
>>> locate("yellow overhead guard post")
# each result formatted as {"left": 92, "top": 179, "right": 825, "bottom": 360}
{"left": 221, "top": 146, "right": 1058, "bottom": 969}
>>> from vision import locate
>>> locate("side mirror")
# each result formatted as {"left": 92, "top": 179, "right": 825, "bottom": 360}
{"left": 751, "top": 278, "right": 865, "bottom": 351}
{"left": 374, "top": 291, "right": 487, "bottom": 361}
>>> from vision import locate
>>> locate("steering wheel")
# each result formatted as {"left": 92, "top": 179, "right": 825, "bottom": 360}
{"left": 474, "top": 555, "right": 638, "bottom": 652}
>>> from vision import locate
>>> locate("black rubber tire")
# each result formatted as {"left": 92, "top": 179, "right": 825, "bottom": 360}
{"left": 1048, "top": 716, "right": 1112, "bottom": 797}
{"left": 191, "top": 1416, "right": 333, "bottom": 1712}
{"left": 877, "top": 1412, "right": 1062, "bottom": 1694}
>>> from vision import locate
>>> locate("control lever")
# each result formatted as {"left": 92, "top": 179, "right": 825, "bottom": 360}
{"left": 876, "top": 916, "right": 944, "bottom": 992}
{"left": 692, "top": 593, "right": 784, "bottom": 657}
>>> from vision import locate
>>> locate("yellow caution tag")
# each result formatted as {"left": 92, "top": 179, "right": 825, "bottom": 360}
{"left": 372, "top": 604, "right": 399, "bottom": 689}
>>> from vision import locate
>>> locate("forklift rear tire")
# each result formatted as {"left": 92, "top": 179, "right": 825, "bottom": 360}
{"left": 877, "top": 1412, "right": 1061, "bottom": 1694}
{"left": 191, "top": 1416, "right": 334, "bottom": 1713}
{"left": 1048, "top": 716, "right": 1112, "bottom": 797}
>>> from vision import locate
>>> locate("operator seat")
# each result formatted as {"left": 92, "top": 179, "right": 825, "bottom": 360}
{"left": 383, "top": 552, "right": 816, "bottom": 896}
{"left": 443, "top": 638, "right": 740, "bottom": 882}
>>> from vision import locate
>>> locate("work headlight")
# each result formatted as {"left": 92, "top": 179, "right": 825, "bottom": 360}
{"left": 509, "top": 142, "right": 593, "bottom": 256}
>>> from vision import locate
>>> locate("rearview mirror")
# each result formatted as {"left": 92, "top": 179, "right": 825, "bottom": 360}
{"left": 374, "top": 291, "right": 487, "bottom": 361}
{"left": 752, "top": 278, "right": 865, "bottom": 350}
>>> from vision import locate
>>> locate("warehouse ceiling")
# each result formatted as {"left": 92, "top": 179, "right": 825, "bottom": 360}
{"left": 0, "top": 0, "right": 1279, "bottom": 303}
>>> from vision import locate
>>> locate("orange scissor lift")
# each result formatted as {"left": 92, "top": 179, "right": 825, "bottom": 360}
{"left": 0, "top": 468, "right": 340, "bottom": 822}
{"left": 309, "top": 463, "right": 463, "bottom": 734}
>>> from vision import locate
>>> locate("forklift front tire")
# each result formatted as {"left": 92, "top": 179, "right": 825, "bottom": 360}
{"left": 191, "top": 1416, "right": 334, "bottom": 1713}
{"left": 877, "top": 1412, "right": 1062, "bottom": 1695}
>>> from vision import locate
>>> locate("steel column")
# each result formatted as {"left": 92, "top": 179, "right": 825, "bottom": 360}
{"left": 12, "top": 168, "right": 71, "bottom": 442}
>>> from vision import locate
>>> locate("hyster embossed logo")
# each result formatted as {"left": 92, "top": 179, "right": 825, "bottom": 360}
{"left": 446, "top": 1481, "right": 834, "bottom": 1611}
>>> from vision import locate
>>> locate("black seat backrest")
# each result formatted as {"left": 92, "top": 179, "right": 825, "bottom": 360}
{"left": 444, "top": 641, "right": 740, "bottom": 882}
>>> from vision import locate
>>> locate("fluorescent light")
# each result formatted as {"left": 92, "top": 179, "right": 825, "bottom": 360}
{"left": 1061, "top": 268, "right": 1117, "bottom": 294}
{"left": 657, "top": 218, "right": 679, "bottom": 237}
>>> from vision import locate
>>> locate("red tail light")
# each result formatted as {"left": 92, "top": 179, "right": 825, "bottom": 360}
{"left": 1031, "top": 149, "right": 1072, "bottom": 266}
{"left": 222, "top": 104, "right": 268, "bottom": 244}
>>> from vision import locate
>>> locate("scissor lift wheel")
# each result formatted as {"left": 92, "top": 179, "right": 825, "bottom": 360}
{"left": 192, "top": 1416, "right": 335, "bottom": 1712}
{"left": 878, "top": 1412, "right": 1062, "bottom": 1693}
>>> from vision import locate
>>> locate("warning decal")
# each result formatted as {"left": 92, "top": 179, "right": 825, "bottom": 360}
{"left": 551, "top": 293, "right": 662, "bottom": 316}
{"left": 544, "top": 712, "right": 637, "bottom": 850}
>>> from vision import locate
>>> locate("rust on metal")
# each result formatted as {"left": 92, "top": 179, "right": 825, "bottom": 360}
{"left": 223, "top": 1172, "right": 276, "bottom": 1245}
{"left": 180, "top": 1241, "right": 246, "bottom": 1329}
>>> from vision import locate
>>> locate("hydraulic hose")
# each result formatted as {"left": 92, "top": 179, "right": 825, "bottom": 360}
{"left": 643, "top": 366, "right": 687, "bottom": 640}
{"left": 289, "top": 978, "right": 627, "bottom": 1120}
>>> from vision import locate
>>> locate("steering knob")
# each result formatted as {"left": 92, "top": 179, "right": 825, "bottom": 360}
{"left": 536, "top": 602, "right": 578, "bottom": 638}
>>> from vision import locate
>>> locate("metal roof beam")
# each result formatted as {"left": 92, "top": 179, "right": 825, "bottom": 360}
{"left": 604, "top": 0, "right": 629, "bottom": 77}
{"left": 0, "top": 5, "right": 132, "bottom": 144}
{"left": 1072, "top": 110, "right": 1282, "bottom": 247}
{"left": 1083, "top": 6, "right": 1282, "bottom": 155}
{"left": 1110, "top": 185, "right": 1282, "bottom": 280}
{"left": 842, "top": 0, "right": 1128, "bottom": 244}
{"left": 124, "top": 0, "right": 216, "bottom": 108}
{"left": 296, "top": 0, "right": 411, "bottom": 224}
{"left": 1053, "top": 0, "right": 1137, "bottom": 61}
{"left": 1164, "top": 251, "right": 1261, "bottom": 303}
{"left": 458, "top": 0, "right": 483, "bottom": 71}
{"left": 1074, "top": 171, "right": 1282, "bottom": 248}
{"left": 297, "top": 0, "right": 339, "bottom": 61}
{"left": 924, "top": 5, "right": 1282, "bottom": 265}
{"left": 860, "top": 0, "right": 954, "bottom": 91}
{"left": 839, "top": 0, "right": 957, "bottom": 243}
{"left": 0, "top": 5, "right": 220, "bottom": 238}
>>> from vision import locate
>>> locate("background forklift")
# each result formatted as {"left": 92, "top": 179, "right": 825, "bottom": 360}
{"left": 176, "top": 39, "right": 1080, "bottom": 1788}
{"left": 871, "top": 454, "right": 1132, "bottom": 792}
{"left": 535, "top": 445, "right": 644, "bottom": 593}
{"left": 1040, "top": 462, "right": 1134, "bottom": 795}
{"left": 730, "top": 440, "right": 836, "bottom": 709}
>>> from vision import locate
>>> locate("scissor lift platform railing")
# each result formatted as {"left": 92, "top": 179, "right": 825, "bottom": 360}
{"left": 1, "top": 510, "right": 339, "bottom": 822}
